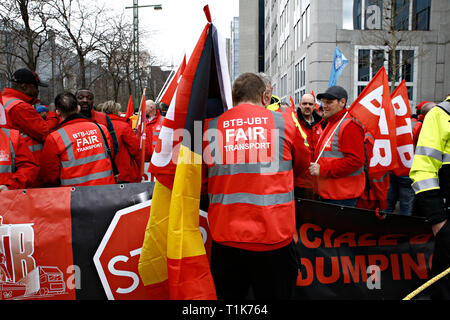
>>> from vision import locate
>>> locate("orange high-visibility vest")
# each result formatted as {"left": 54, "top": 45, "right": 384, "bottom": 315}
{"left": 314, "top": 114, "right": 365, "bottom": 200}
{"left": 0, "top": 128, "right": 19, "bottom": 174}
{"left": 2, "top": 98, "right": 43, "bottom": 160}
{"left": 49, "top": 121, "right": 115, "bottom": 187}
{"left": 203, "top": 104, "right": 304, "bottom": 251}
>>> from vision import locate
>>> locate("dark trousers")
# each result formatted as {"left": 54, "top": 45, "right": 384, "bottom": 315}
{"left": 386, "top": 174, "right": 415, "bottom": 216}
{"left": 210, "top": 241, "right": 299, "bottom": 300}
{"left": 431, "top": 220, "right": 450, "bottom": 299}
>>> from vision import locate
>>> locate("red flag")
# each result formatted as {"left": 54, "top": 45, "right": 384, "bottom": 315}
{"left": 289, "top": 96, "right": 296, "bottom": 114}
{"left": 125, "top": 95, "right": 134, "bottom": 120}
{"left": 148, "top": 55, "right": 191, "bottom": 189}
{"left": 146, "top": 55, "right": 187, "bottom": 180}
{"left": 137, "top": 90, "right": 147, "bottom": 177}
{"left": 311, "top": 90, "right": 321, "bottom": 112}
{"left": 391, "top": 80, "right": 414, "bottom": 176}
{"left": 347, "top": 67, "right": 398, "bottom": 174}
{"left": 160, "top": 55, "right": 187, "bottom": 107}
{"left": 139, "top": 4, "right": 232, "bottom": 300}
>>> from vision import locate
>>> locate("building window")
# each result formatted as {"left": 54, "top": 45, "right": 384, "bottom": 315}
{"left": 302, "top": 6, "right": 309, "bottom": 42}
{"left": 394, "top": 0, "right": 410, "bottom": 31}
{"left": 280, "top": 73, "right": 288, "bottom": 100}
{"left": 294, "top": 21, "right": 301, "bottom": 50}
{"left": 343, "top": 0, "right": 431, "bottom": 31}
{"left": 294, "top": 57, "right": 306, "bottom": 103}
{"left": 413, "top": 0, "right": 431, "bottom": 30}
{"left": 355, "top": 46, "right": 417, "bottom": 104}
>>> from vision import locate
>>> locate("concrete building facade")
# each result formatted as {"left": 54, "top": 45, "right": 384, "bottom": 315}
{"left": 239, "top": 0, "right": 449, "bottom": 111}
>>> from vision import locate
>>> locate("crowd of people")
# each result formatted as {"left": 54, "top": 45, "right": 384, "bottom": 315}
{"left": 0, "top": 68, "right": 166, "bottom": 190}
{"left": 0, "top": 67, "right": 448, "bottom": 300}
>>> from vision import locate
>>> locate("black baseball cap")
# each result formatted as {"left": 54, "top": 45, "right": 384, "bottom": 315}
{"left": 11, "top": 68, "right": 48, "bottom": 87}
{"left": 317, "top": 86, "right": 348, "bottom": 102}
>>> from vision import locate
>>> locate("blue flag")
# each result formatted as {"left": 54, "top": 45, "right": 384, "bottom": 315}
{"left": 328, "top": 47, "right": 348, "bottom": 88}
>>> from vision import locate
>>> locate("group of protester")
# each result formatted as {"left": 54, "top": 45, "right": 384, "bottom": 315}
{"left": 203, "top": 72, "right": 449, "bottom": 300}
{"left": 0, "top": 68, "right": 162, "bottom": 190}
{"left": 0, "top": 67, "right": 448, "bottom": 300}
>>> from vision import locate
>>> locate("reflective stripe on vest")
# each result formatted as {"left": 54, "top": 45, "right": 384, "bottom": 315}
{"left": 321, "top": 117, "right": 364, "bottom": 177}
{"left": 56, "top": 127, "right": 113, "bottom": 186}
{"left": 415, "top": 146, "right": 450, "bottom": 163}
{"left": 3, "top": 98, "right": 20, "bottom": 110}
{"left": 19, "top": 132, "right": 43, "bottom": 153}
{"left": 0, "top": 128, "right": 15, "bottom": 173}
{"left": 3, "top": 99, "right": 44, "bottom": 154}
{"left": 412, "top": 177, "right": 439, "bottom": 193}
{"left": 207, "top": 111, "right": 293, "bottom": 206}
{"left": 60, "top": 170, "right": 115, "bottom": 186}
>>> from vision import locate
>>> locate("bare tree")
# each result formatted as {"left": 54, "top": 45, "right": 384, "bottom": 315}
{"left": 94, "top": 13, "right": 134, "bottom": 102}
{"left": 0, "top": 0, "right": 53, "bottom": 71}
{"left": 47, "top": 0, "right": 108, "bottom": 88}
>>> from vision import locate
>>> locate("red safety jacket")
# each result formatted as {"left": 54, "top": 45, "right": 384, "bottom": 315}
{"left": 108, "top": 114, "right": 141, "bottom": 183}
{"left": 145, "top": 110, "right": 164, "bottom": 162}
{"left": 0, "top": 126, "right": 39, "bottom": 189}
{"left": 295, "top": 110, "right": 323, "bottom": 189}
{"left": 356, "top": 132, "right": 390, "bottom": 210}
{"left": 313, "top": 109, "right": 365, "bottom": 200}
{"left": 1, "top": 88, "right": 59, "bottom": 163}
{"left": 412, "top": 118, "right": 423, "bottom": 148}
{"left": 40, "top": 114, "right": 115, "bottom": 187}
{"left": 203, "top": 103, "right": 310, "bottom": 251}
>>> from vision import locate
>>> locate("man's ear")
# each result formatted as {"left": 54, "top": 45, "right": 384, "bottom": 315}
{"left": 77, "top": 105, "right": 81, "bottom": 113}
{"left": 262, "top": 93, "right": 270, "bottom": 107}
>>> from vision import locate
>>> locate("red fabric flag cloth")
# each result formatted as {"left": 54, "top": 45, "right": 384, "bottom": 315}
{"left": 139, "top": 4, "right": 232, "bottom": 300}
{"left": 347, "top": 67, "right": 398, "bottom": 174}
{"left": 390, "top": 80, "right": 414, "bottom": 177}
{"left": 160, "top": 55, "right": 187, "bottom": 108}
{"left": 312, "top": 90, "right": 321, "bottom": 112}
{"left": 125, "top": 95, "right": 134, "bottom": 120}
{"left": 289, "top": 96, "right": 297, "bottom": 114}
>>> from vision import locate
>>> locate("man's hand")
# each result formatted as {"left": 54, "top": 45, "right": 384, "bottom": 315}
{"left": 0, "top": 185, "right": 9, "bottom": 191}
{"left": 432, "top": 220, "right": 447, "bottom": 236}
{"left": 309, "top": 162, "right": 320, "bottom": 176}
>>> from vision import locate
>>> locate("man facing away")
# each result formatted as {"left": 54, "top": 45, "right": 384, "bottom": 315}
{"left": 203, "top": 72, "right": 310, "bottom": 300}
{"left": 40, "top": 92, "right": 116, "bottom": 187}
{"left": 309, "top": 86, "right": 365, "bottom": 207}
{"left": 100, "top": 100, "right": 141, "bottom": 183}
{"left": 1, "top": 68, "right": 60, "bottom": 186}
{"left": 0, "top": 103, "right": 39, "bottom": 191}
{"left": 410, "top": 95, "right": 450, "bottom": 299}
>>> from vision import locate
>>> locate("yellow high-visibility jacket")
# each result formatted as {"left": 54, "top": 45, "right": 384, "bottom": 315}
{"left": 266, "top": 95, "right": 282, "bottom": 112}
{"left": 410, "top": 96, "right": 450, "bottom": 224}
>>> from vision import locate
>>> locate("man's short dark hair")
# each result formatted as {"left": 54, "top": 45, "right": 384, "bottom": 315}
{"left": 232, "top": 73, "right": 266, "bottom": 106}
{"left": 55, "top": 91, "right": 78, "bottom": 115}
{"left": 75, "top": 88, "right": 93, "bottom": 96}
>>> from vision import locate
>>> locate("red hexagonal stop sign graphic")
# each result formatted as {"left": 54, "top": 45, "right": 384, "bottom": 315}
{"left": 94, "top": 200, "right": 211, "bottom": 300}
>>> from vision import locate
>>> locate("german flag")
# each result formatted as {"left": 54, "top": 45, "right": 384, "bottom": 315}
{"left": 138, "top": 5, "right": 232, "bottom": 300}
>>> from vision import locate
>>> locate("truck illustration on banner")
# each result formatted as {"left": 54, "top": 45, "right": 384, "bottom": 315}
{"left": 0, "top": 216, "right": 67, "bottom": 300}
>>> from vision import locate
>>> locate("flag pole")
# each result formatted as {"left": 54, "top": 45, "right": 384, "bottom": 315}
{"left": 138, "top": 88, "right": 147, "bottom": 177}
{"left": 156, "top": 68, "right": 175, "bottom": 103}
{"left": 314, "top": 111, "right": 348, "bottom": 164}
